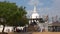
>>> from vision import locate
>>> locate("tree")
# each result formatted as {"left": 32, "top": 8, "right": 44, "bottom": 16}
{"left": 0, "top": 1, "right": 28, "bottom": 32}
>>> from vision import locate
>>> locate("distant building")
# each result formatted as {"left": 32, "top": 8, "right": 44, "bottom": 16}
{"left": 0, "top": 25, "right": 13, "bottom": 33}
{"left": 48, "top": 21, "right": 60, "bottom": 32}
{"left": 0, "top": 25, "right": 24, "bottom": 32}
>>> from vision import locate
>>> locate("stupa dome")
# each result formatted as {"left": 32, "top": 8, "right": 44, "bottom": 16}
{"left": 31, "top": 12, "right": 39, "bottom": 19}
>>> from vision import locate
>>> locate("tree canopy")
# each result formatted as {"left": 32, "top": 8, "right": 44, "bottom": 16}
{"left": 0, "top": 1, "right": 28, "bottom": 26}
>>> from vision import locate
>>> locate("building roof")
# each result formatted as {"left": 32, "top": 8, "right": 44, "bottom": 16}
{"left": 49, "top": 21, "right": 60, "bottom": 26}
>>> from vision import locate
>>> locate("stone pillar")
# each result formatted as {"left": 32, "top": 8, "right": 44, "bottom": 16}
{"left": 41, "top": 28, "right": 42, "bottom": 32}
{"left": 44, "top": 23, "right": 48, "bottom": 32}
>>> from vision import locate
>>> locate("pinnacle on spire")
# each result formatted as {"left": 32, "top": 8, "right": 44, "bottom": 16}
{"left": 33, "top": 4, "right": 37, "bottom": 13}
{"left": 34, "top": 5, "right": 36, "bottom": 12}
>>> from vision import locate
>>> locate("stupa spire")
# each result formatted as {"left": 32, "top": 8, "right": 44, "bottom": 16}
{"left": 33, "top": 3, "right": 37, "bottom": 13}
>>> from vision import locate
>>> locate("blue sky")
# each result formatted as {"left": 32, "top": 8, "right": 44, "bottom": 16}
{"left": 0, "top": 0, "right": 60, "bottom": 18}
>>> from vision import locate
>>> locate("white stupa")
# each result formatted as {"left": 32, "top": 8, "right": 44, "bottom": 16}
{"left": 31, "top": 5, "right": 39, "bottom": 19}
{"left": 29, "top": 5, "right": 40, "bottom": 24}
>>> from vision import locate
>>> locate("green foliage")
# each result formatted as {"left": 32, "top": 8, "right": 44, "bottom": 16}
{"left": 39, "top": 18, "right": 45, "bottom": 23}
{"left": 0, "top": 1, "right": 28, "bottom": 26}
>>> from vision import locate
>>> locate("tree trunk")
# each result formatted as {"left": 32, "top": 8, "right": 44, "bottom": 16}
{"left": 2, "top": 25, "right": 8, "bottom": 34}
{"left": 13, "top": 26, "right": 17, "bottom": 32}
{"left": 2, "top": 25, "right": 5, "bottom": 33}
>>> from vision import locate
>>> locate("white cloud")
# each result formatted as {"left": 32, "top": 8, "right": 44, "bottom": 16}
{"left": 28, "top": 0, "right": 43, "bottom": 6}
{"left": 28, "top": 0, "right": 39, "bottom": 6}
{"left": 38, "top": 0, "right": 60, "bottom": 17}
{"left": 27, "top": 10, "right": 33, "bottom": 17}
{"left": 50, "top": 0, "right": 60, "bottom": 16}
